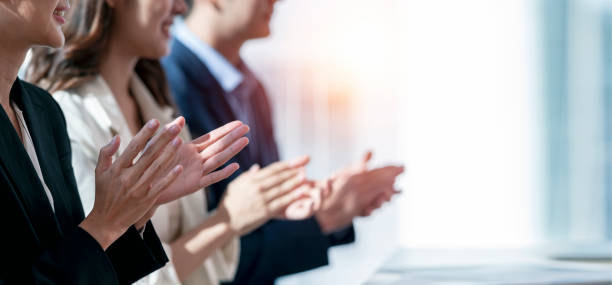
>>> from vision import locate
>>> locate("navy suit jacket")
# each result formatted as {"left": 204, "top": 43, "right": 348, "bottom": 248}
{"left": 0, "top": 79, "right": 168, "bottom": 284}
{"left": 162, "top": 39, "right": 355, "bottom": 285}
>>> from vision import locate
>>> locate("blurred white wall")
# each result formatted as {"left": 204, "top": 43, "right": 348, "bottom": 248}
{"left": 241, "top": 0, "right": 544, "bottom": 284}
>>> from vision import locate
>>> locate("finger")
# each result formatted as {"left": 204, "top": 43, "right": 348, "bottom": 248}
{"left": 129, "top": 118, "right": 184, "bottom": 175}
{"left": 255, "top": 156, "right": 310, "bottom": 180}
{"left": 375, "top": 196, "right": 385, "bottom": 208}
{"left": 115, "top": 119, "right": 159, "bottom": 168}
{"left": 150, "top": 164, "right": 184, "bottom": 199}
{"left": 366, "top": 165, "right": 405, "bottom": 180}
{"left": 199, "top": 125, "right": 249, "bottom": 158}
{"left": 351, "top": 150, "right": 373, "bottom": 173}
{"left": 132, "top": 137, "right": 182, "bottom": 192}
{"left": 361, "top": 207, "right": 375, "bottom": 217}
{"left": 249, "top": 164, "right": 261, "bottom": 173}
{"left": 323, "top": 179, "right": 333, "bottom": 199}
{"left": 199, "top": 163, "right": 240, "bottom": 188}
{"left": 283, "top": 198, "right": 315, "bottom": 220}
{"left": 259, "top": 169, "right": 301, "bottom": 190}
{"left": 265, "top": 172, "right": 306, "bottom": 202}
{"left": 307, "top": 185, "right": 323, "bottom": 211}
{"left": 360, "top": 195, "right": 386, "bottom": 217}
{"left": 201, "top": 137, "right": 249, "bottom": 175}
{"left": 96, "top": 136, "right": 120, "bottom": 174}
{"left": 193, "top": 121, "right": 244, "bottom": 152}
{"left": 361, "top": 151, "right": 373, "bottom": 167}
{"left": 267, "top": 186, "right": 309, "bottom": 214}
{"left": 142, "top": 117, "right": 185, "bottom": 154}
{"left": 357, "top": 166, "right": 405, "bottom": 191}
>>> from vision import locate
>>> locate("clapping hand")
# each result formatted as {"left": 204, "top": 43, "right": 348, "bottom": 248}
{"left": 315, "top": 151, "right": 404, "bottom": 234}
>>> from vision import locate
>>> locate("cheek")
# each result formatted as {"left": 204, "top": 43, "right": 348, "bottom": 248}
{"left": 37, "top": 11, "right": 65, "bottom": 47}
{"left": 19, "top": 1, "right": 64, "bottom": 47}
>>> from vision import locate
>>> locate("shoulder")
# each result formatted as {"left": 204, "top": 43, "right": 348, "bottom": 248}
{"left": 52, "top": 86, "right": 84, "bottom": 114}
{"left": 51, "top": 85, "right": 107, "bottom": 155}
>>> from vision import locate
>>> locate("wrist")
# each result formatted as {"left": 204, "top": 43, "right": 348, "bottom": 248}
{"left": 135, "top": 206, "right": 158, "bottom": 231}
{"left": 315, "top": 210, "right": 337, "bottom": 234}
{"left": 214, "top": 204, "right": 238, "bottom": 236}
{"left": 79, "top": 215, "right": 124, "bottom": 250}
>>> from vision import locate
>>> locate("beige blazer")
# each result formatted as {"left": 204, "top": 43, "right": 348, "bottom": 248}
{"left": 53, "top": 75, "right": 239, "bottom": 285}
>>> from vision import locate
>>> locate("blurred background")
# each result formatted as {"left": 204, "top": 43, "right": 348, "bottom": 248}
{"left": 240, "top": 0, "right": 612, "bottom": 284}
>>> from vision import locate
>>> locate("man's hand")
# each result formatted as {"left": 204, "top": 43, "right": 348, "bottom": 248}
{"left": 315, "top": 151, "right": 404, "bottom": 234}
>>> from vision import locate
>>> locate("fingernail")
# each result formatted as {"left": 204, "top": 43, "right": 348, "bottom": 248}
{"left": 172, "top": 165, "right": 182, "bottom": 174}
{"left": 169, "top": 125, "right": 180, "bottom": 135}
{"left": 289, "top": 156, "right": 308, "bottom": 167}
{"left": 147, "top": 119, "right": 159, "bottom": 130}
{"left": 107, "top": 136, "right": 117, "bottom": 146}
{"left": 172, "top": 137, "right": 181, "bottom": 148}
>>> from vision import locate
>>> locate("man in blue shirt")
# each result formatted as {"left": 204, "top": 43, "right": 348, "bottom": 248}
{"left": 162, "top": 1, "right": 404, "bottom": 284}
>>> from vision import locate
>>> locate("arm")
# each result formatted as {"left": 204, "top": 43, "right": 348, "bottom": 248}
{"left": 55, "top": 102, "right": 170, "bottom": 284}
{"left": 0, "top": 167, "right": 120, "bottom": 285}
{"left": 169, "top": 208, "right": 235, "bottom": 282}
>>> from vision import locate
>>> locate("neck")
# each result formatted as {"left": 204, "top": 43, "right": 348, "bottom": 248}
{"left": 0, "top": 41, "right": 27, "bottom": 107}
{"left": 185, "top": 10, "right": 245, "bottom": 66}
{"left": 99, "top": 39, "right": 138, "bottom": 102}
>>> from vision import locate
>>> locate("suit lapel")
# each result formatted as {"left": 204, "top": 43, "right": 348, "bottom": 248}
{"left": 21, "top": 88, "right": 78, "bottom": 232}
{"left": 173, "top": 39, "right": 253, "bottom": 162}
{"left": 176, "top": 40, "right": 238, "bottom": 123}
{"left": 0, "top": 79, "right": 62, "bottom": 245}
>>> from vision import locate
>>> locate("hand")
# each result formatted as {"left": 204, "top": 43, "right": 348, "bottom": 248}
{"left": 80, "top": 119, "right": 185, "bottom": 250}
{"left": 155, "top": 121, "right": 250, "bottom": 205}
{"left": 281, "top": 179, "right": 330, "bottom": 220}
{"left": 218, "top": 157, "right": 311, "bottom": 236}
{"left": 315, "top": 151, "right": 404, "bottom": 234}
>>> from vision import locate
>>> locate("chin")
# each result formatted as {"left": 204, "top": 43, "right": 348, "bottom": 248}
{"left": 252, "top": 28, "right": 272, "bottom": 39}
{"left": 44, "top": 31, "right": 66, "bottom": 48}
{"left": 145, "top": 47, "right": 169, "bottom": 60}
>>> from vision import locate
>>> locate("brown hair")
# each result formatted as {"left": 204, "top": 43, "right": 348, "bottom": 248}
{"left": 27, "top": 0, "right": 171, "bottom": 107}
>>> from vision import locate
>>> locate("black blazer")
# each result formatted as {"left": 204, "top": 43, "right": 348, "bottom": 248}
{"left": 0, "top": 79, "right": 168, "bottom": 285}
{"left": 162, "top": 39, "right": 355, "bottom": 285}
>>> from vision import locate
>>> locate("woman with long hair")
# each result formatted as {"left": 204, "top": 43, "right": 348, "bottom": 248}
{"left": 28, "top": 0, "right": 327, "bottom": 284}
{"left": 0, "top": 0, "right": 248, "bottom": 284}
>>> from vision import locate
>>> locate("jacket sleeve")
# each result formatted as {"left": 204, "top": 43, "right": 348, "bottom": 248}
{"left": 106, "top": 223, "right": 169, "bottom": 285}
{"left": 52, "top": 89, "right": 169, "bottom": 284}
{"left": 229, "top": 219, "right": 329, "bottom": 284}
{"left": 0, "top": 169, "right": 122, "bottom": 285}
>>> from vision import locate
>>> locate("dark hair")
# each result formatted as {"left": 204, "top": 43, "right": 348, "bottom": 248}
{"left": 27, "top": 0, "right": 171, "bottom": 107}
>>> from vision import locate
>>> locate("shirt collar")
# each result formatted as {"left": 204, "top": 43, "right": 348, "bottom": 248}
{"left": 171, "top": 18, "right": 243, "bottom": 93}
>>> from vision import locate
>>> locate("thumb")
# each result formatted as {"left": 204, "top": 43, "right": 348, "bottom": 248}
{"left": 359, "top": 151, "right": 373, "bottom": 170}
{"left": 249, "top": 164, "right": 261, "bottom": 173}
{"left": 96, "top": 136, "right": 120, "bottom": 173}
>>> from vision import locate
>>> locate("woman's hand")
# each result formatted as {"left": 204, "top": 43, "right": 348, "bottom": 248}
{"left": 79, "top": 118, "right": 185, "bottom": 250}
{"left": 218, "top": 157, "right": 312, "bottom": 236}
{"left": 280, "top": 179, "right": 331, "bottom": 220}
{"left": 155, "top": 121, "right": 250, "bottom": 205}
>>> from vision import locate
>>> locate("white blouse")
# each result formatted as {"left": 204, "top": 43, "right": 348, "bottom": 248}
{"left": 53, "top": 75, "right": 239, "bottom": 285}
{"left": 12, "top": 102, "right": 55, "bottom": 212}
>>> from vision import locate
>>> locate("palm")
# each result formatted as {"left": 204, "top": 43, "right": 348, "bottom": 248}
{"left": 160, "top": 142, "right": 205, "bottom": 203}
{"left": 156, "top": 121, "right": 250, "bottom": 205}
{"left": 280, "top": 182, "right": 327, "bottom": 220}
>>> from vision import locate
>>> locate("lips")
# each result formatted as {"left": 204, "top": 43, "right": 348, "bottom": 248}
{"left": 53, "top": 4, "right": 69, "bottom": 25}
{"left": 161, "top": 19, "right": 174, "bottom": 38}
